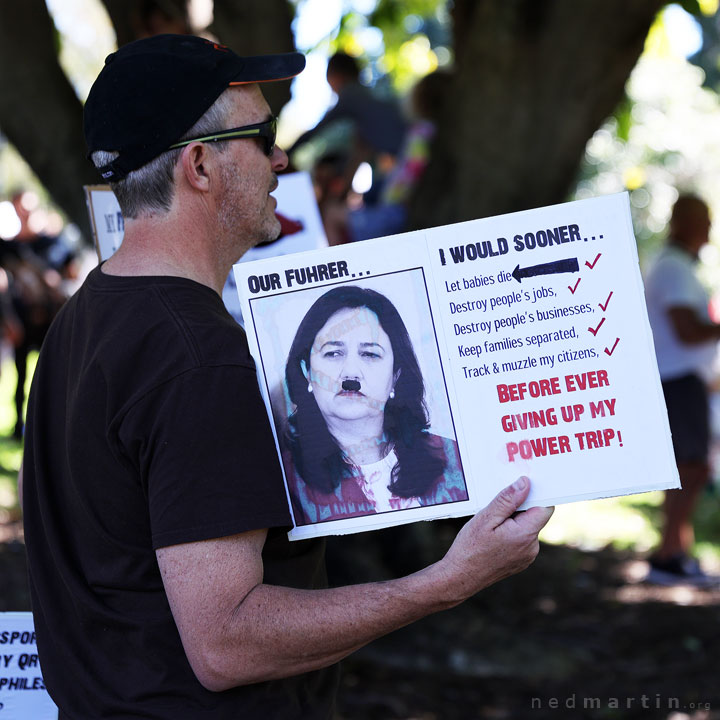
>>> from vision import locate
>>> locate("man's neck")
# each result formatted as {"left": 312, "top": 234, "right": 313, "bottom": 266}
{"left": 102, "top": 208, "right": 231, "bottom": 295}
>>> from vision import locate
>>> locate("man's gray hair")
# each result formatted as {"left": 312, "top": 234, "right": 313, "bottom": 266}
{"left": 91, "top": 91, "right": 235, "bottom": 219}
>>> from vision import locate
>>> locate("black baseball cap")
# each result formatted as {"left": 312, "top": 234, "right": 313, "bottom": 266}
{"left": 84, "top": 34, "right": 305, "bottom": 182}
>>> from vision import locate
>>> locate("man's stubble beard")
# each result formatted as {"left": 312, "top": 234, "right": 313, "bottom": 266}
{"left": 217, "top": 162, "right": 280, "bottom": 262}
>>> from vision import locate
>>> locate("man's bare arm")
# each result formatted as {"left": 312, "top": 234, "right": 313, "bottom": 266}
{"left": 157, "top": 477, "right": 553, "bottom": 692}
{"left": 667, "top": 306, "right": 720, "bottom": 344}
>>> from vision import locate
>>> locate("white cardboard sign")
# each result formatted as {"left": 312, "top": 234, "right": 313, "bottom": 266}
{"left": 0, "top": 613, "right": 57, "bottom": 719}
{"left": 233, "top": 192, "right": 679, "bottom": 540}
{"left": 83, "top": 185, "right": 125, "bottom": 262}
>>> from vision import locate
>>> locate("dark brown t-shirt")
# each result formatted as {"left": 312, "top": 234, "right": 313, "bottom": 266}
{"left": 23, "top": 267, "right": 338, "bottom": 719}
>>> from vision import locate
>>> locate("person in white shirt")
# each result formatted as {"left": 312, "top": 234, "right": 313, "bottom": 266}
{"left": 644, "top": 194, "right": 720, "bottom": 586}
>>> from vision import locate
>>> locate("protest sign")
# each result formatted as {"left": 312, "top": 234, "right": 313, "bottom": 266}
{"left": 84, "top": 185, "right": 125, "bottom": 262}
{"left": 0, "top": 613, "right": 57, "bottom": 719}
{"left": 234, "top": 192, "right": 679, "bottom": 540}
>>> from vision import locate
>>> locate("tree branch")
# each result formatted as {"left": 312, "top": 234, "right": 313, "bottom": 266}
{"left": 0, "top": 0, "right": 96, "bottom": 240}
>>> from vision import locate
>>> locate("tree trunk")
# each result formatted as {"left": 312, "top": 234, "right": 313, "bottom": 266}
{"left": 210, "top": 0, "right": 297, "bottom": 114}
{"left": 0, "top": 0, "right": 297, "bottom": 243}
{"left": 99, "top": 0, "right": 191, "bottom": 46}
{"left": 411, "top": 0, "right": 666, "bottom": 229}
{"left": 0, "top": 0, "right": 97, "bottom": 240}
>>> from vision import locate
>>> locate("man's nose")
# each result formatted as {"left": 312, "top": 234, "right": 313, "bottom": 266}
{"left": 272, "top": 145, "right": 288, "bottom": 172}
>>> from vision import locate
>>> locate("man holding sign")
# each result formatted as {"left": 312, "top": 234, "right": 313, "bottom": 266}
{"left": 21, "top": 35, "right": 552, "bottom": 718}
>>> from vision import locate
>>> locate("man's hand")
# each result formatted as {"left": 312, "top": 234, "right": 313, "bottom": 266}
{"left": 431, "top": 477, "right": 554, "bottom": 607}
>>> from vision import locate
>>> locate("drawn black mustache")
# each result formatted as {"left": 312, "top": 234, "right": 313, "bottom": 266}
{"left": 341, "top": 379, "right": 361, "bottom": 392}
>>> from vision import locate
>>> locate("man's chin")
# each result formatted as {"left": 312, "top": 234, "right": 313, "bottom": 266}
{"left": 254, "top": 218, "right": 283, "bottom": 248}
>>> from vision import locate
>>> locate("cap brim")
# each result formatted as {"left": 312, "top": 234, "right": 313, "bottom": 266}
{"left": 228, "top": 52, "right": 306, "bottom": 85}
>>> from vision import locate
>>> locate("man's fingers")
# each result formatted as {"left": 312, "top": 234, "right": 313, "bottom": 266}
{"left": 483, "top": 476, "right": 531, "bottom": 528}
{"left": 514, "top": 505, "right": 555, "bottom": 534}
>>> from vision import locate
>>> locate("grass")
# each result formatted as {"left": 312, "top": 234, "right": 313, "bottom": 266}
{"left": 540, "top": 481, "right": 720, "bottom": 565}
{"left": 0, "top": 353, "right": 34, "bottom": 522}
{"left": 540, "top": 492, "right": 663, "bottom": 552}
{"left": 0, "top": 351, "right": 718, "bottom": 565}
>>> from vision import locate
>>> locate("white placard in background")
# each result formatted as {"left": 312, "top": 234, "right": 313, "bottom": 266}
{"left": 83, "top": 185, "right": 125, "bottom": 262}
{"left": 0, "top": 613, "right": 57, "bottom": 719}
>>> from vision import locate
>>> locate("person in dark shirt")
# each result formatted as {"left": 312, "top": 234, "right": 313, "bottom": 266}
{"left": 1, "top": 192, "right": 68, "bottom": 438}
{"left": 289, "top": 52, "right": 407, "bottom": 202}
{"left": 21, "top": 34, "right": 553, "bottom": 718}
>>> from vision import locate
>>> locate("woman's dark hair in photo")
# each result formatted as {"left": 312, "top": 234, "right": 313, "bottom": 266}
{"left": 285, "top": 285, "right": 446, "bottom": 496}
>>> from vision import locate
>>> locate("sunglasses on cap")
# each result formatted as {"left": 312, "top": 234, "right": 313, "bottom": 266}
{"left": 167, "top": 116, "right": 278, "bottom": 157}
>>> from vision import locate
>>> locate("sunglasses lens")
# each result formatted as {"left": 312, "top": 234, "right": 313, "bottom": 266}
{"left": 267, "top": 117, "right": 277, "bottom": 156}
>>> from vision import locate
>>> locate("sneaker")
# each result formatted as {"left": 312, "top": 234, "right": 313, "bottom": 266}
{"left": 646, "top": 554, "right": 720, "bottom": 588}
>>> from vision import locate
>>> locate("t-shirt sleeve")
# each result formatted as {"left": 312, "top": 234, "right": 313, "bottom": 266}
{"left": 118, "top": 364, "right": 292, "bottom": 549}
{"left": 651, "top": 255, "right": 700, "bottom": 309}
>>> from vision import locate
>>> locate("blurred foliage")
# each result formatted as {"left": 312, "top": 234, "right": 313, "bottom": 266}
{"left": 541, "top": 486, "right": 720, "bottom": 565}
{"left": 678, "top": 0, "right": 705, "bottom": 15}
{"left": 296, "top": 0, "right": 720, "bottom": 279}
{"left": 0, "top": 357, "right": 32, "bottom": 522}
{"left": 573, "top": 5, "right": 720, "bottom": 289}
{"left": 0, "top": 0, "right": 115, "bottom": 207}
{"left": 45, "top": 0, "right": 116, "bottom": 102}
{"left": 0, "top": 142, "right": 44, "bottom": 200}
{"left": 294, "top": 0, "right": 450, "bottom": 92}
{"left": 688, "top": 7, "right": 720, "bottom": 90}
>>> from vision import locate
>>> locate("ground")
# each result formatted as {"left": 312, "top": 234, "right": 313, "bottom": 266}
{"left": 323, "top": 515, "right": 720, "bottom": 720}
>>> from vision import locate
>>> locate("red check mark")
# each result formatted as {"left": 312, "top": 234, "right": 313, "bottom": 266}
{"left": 599, "top": 291, "right": 613, "bottom": 312}
{"left": 604, "top": 338, "right": 620, "bottom": 356}
{"left": 568, "top": 278, "right": 581, "bottom": 294}
{"left": 586, "top": 253, "right": 602, "bottom": 269}
{"left": 588, "top": 317, "right": 606, "bottom": 336}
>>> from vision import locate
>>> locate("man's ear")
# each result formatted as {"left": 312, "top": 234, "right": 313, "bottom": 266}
{"left": 179, "top": 142, "right": 211, "bottom": 192}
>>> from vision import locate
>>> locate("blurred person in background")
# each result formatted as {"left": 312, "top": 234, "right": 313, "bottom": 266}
{"left": 321, "top": 69, "right": 449, "bottom": 244}
{"left": 0, "top": 192, "right": 69, "bottom": 439}
{"left": 644, "top": 193, "right": 720, "bottom": 586}
{"left": 288, "top": 52, "right": 407, "bottom": 204}
{"left": 311, "top": 151, "right": 352, "bottom": 245}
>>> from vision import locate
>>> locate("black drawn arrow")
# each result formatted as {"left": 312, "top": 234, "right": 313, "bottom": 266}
{"left": 511, "top": 257, "right": 580, "bottom": 283}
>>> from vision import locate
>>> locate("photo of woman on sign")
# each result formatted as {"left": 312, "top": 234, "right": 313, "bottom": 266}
{"left": 284, "top": 285, "right": 468, "bottom": 525}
